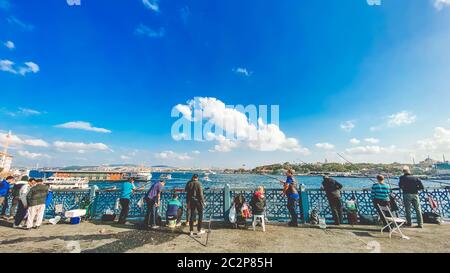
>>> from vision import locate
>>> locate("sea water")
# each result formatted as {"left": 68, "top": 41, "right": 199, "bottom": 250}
{"left": 89, "top": 173, "right": 443, "bottom": 190}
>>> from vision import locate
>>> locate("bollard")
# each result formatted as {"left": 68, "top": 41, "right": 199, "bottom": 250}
{"left": 224, "top": 184, "right": 231, "bottom": 218}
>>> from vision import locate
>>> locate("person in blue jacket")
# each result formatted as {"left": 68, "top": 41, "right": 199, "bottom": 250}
{"left": 0, "top": 176, "right": 15, "bottom": 219}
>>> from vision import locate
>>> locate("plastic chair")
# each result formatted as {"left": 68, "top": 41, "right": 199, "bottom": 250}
{"left": 252, "top": 214, "right": 266, "bottom": 232}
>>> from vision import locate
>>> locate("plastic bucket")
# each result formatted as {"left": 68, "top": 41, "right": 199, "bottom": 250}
{"left": 70, "top": 217, "right": 81, "bottom": 225}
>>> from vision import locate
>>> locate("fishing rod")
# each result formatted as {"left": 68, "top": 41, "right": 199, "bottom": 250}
{"left": 259, "top": 173, "right": 282, "bottom": 182}
{"left": 336, "top": 153, "right": 379, "bottom": 184}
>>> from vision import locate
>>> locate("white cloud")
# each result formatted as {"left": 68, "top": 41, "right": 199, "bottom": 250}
{"left": 7, "top": 16, "right": 34, "bottom": 31}
{"left": 55, "top": 121, "right": 111, "bottom": 133}
{"left": 417, "top": 127, "right": 450, "bottom": 152}
{"left": 23, "top": 139, "right": 49, "bottom": 147}
{"left": 346, "top": 145, "right": 396, "bottom": 155}
{"left": 142, "top": 0, "right": 159, "bottom": 12}
{"left": 120, "top": 155, "right": 131, "bottom": 160}
{"left": 364, "top": 137, "right": 380, "bottom": 144}
{"left": 1, "top": 107, "right": 43, "bottom": 117}
{"left": 340, "top": 120, "right": 355, "bottom": 132}
{"left": 18, "top": 62, "right": 39, "bottom": 75}
{"left": 54, "top": 141, "right": 110, "bottom": 153}
{"left": 0, "top": 131, "right": 48, "bottom": 148}
{"left": 233, "top": 67, "right": 252, "bottom": 77}
{"left": 315, "top": 142, "right": 335, "bottom": 150}
{"left": 0, "top": 59, "right": 16, "bottom": 74}
{"left": 349, "top": 138, "right": 361, "bottom": 145}
{"left": 434, "top": 0, "right": 450, "bottom": 10}
{"left": 0, "top": 60, "right": 39, "bottom": 76}
{"left": 192, "top": 150, "right": 201, "bottom": 155}
{"left": 176, "top": 97, "right": 309, "bottom": 154}
{"left": 4, "top": 40, "right": 14, "bottom": 50}
{"left": 135, "top": 24, "right": 165, "bottom": 38}
{"left": 155, "top": 151, "right": 193, "bottom": 160}
{"left": 18, "top": 150, "right": 50, "bottom": 159}
{"left": 387, "top": 111, "right": 416, "bottom": 127}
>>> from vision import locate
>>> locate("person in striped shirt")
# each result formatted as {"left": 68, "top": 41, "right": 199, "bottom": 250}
{"left": 372, "top": 175, "right": 391, "bottom": 226}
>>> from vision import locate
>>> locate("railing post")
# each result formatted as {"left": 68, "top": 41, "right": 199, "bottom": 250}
{"left": 224, "top": 184, "right": 231, "bottom": 217}
{"left": 300, "top": 184, "right": 309, "bottom": 224}
{"left": 89, "top": 185, "right": 98, "bottom": 219}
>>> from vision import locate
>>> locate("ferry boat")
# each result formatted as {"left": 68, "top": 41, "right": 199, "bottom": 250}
{"left": 123, "top": 171, "right": 152, "bottom": 182}
{"left": 44, "top": 177, "right": 90, "bottom": 190}
{"left": 159, "top": 174, "right": 172, "bottom": 180}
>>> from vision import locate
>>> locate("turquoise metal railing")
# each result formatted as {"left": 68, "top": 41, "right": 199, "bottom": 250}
{"left": 1, "top": 185, "right": 449, "bottom": 224}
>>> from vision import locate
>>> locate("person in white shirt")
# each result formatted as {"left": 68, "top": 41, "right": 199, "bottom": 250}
{"left": 13, "top": 178, "right": 35, "bottom": 228}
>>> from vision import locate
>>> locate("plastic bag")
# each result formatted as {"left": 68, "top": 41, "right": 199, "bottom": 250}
{"left": 137, "top": 197, "right": 144, "bottom": 209}
{"left": 115, "top": 198, "right": 120, "bottom": 210}
{"left": 229, "top": 205, "right": 237, "bottom": 224}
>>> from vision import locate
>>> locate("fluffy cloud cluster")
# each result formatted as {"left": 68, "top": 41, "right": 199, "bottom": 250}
{"left": 18, "top": 150, "right": 50, "bottom": 159}
{"left": 4, "top": 40, "right": 14, "bottom": 50}
{"left": 417, "top": 127, "right": 450, "bottom": 152}
{"left": 434, "top": 0, "right": 450, "bottom": 10}
{"left": 233, "top": 67, "right": 252, "bottom": 77}
{"left": 54, "top": 141, "right": 110, "bottom": 153}
{"left": 55, "top": 121, "right": 111, "bottom": 133}
{"left": 387, "top": 111, "right": 416, "bottom": 127}
{"left": 0, "top": 59, "right": 39, "bottom": 76}
{"left": 346, "top": 145, "right": 396, "bottom": 155}
{"left": 175, "top": 97, "right": 309, "bottom": 154}
{"left": 340, "top": 120, "right": 355, "bottom": 132}
{"left": 155, "top": 150, "right": 192, "bottom": 161}
{"left": 315, "top": 142, "right": 335, "bottom": 150}
{"left": 0, "top": 131, "right": 49, "bottom": 148}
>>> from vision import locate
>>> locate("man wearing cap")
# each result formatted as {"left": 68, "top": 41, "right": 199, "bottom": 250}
{"left": 280, "top": 169, "right": 300, "bottom": 227}
{"left": 399, "top": 166, "right": 424, "bottom": 228}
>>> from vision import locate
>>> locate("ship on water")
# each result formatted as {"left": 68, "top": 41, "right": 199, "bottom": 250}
{"left": 44, "top": 177, "right": 90, "bottom": 190}
{"left": 31, "top": 169, "right": 152, "bottom": 182}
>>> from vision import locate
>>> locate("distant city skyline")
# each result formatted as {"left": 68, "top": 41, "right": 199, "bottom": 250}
{"left": 1, "top": 0, "right": 450, "bottom": 168}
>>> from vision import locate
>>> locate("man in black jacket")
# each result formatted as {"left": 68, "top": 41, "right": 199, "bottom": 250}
{"left": 185, "top": 174, "right": 205, "bottom": 237}
{"left": 322, "top": 176, "right": 344, "bottom": 225}
{"left": 399, "top": 166, "right": 424, "bottom": 228}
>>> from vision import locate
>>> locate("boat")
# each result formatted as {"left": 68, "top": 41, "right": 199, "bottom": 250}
{"left": 44, "top": 177, "right": 90, "bottom": 190}
{"left": 123, "top": 171, "right": 152, "bottom": 182}
{"left": 159, "top": 174, "right": 172, "bottom": 180}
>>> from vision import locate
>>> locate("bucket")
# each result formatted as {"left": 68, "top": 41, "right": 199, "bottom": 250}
{"left": 70, "top": 217, "right": 81, "bottom": 225}
{"left": 168, "top": 219, "right": 177, "bottom": 228}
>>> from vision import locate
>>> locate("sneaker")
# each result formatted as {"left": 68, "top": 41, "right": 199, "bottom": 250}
{"left": 151, "top": 225, "right": 159, "bottom": 230}
{"left": 189, "top": 231, "right": 195, "bottom": 237}
{"left": 32, "top": 226, "right": 40, "bottom": 230}
{"left": 13, "top": 224, "right": 23, "bottom": 228}
{"left": 175, "top": 222, "right": 182, "bottom": 227}
{"left": 197, "top": 230, "right": 206, "bottom": 236}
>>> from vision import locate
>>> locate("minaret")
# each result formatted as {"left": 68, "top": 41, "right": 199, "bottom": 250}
{"left": 1, "top": 131, "right": 12, "bottom": 169}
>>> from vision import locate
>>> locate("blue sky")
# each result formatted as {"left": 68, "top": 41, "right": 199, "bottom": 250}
{"left": 1, "top": 0, "right": 450, "bottom": 168}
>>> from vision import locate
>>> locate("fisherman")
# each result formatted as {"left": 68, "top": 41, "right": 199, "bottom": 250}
{"left": 322, "top": 176, "right": 343, "bottom": 225}
{"left": 372, "top": 175, "right": 391, "bottom": 227}
{"left": 145, "top": 179, "right": 166, "bottom": 229}
{"left": 399, "top": 166, "right": 424, "bottom": 228}
{"left": 0, "top": 176, "right": 15, "bottom": 220}
{"left": 10, "top": 178, "right": 27, "bottom": 219}
{"left": 118, "top": 178, "right": 136, "bottom": 225}
{"left": 13, "top": 178, "right": 35, "bottom": 228}
{"left": 185, "top": 174, "right": 206, "bottom": 237}
{"left": 166, "top": 192, "right": 183, "bottom": 227}
{"left": 26, "top": 178, "right": 49, "bottom": 230}
{"left": 279, "top": 169, "right": 300, "bottom": 227}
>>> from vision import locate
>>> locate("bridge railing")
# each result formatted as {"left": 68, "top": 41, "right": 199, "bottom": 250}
{"left": 1, "top": 185, "right": 449, "bottom": 224}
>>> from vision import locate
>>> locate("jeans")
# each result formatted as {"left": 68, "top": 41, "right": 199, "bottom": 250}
{"left": 373, "top": 199, "right": 391, "bottom": 226}
{"left": 118, "top": 198, "right": 130, "bottom": 224}
{"left": 287, "top": 197, "right": 299, "bottom": 225}
{"left": 14, "top": 200, "right": 27, "bottom": 226}
{"left": 327, "top": 196, "right": 343, "bottom": 225}
{"left": 145, "top": 198, "right": 160, "bottom": 227}
{"left": 188, "top": 199, "right": 203, "bottom": 232}
{"left": 167, "top": 208, "right": 183, "bottom": 224}
{"left": 403, "top": 194, "right": 423, "bottom": 226}
{"left": 10, "top": 196, "right": 20, "bottom": 217}
{"left": 0, "top": 196, "right": 9, "bottom": 216}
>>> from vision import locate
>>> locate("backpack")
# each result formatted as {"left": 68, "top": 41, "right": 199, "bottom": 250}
{"left": 310, "top": 209, "right": 320, "bottom": 225}
{"left": 423, "top": 212, "right": 444, "bottom": 225}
